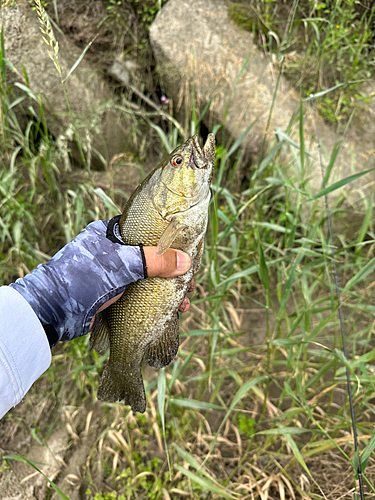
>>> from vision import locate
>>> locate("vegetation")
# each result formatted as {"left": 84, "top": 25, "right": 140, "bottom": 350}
{"left": 228, "top": 0, "right": 375, "bottom": 124}
{"left": 1, "top": 0, "right": 375, "bottom": 499}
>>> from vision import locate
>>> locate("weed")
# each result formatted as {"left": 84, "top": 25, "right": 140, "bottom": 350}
{"left": 228, "top": 0, "right": 375, "bottom": 124}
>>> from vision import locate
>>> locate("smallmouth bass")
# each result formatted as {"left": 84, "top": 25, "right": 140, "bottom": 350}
{"left": 90, "top": 134, "right": 215, "bottom": 412}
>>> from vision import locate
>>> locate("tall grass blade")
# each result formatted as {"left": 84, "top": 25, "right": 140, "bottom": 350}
{"left": 63, "top": 36, "right": 98, "bottom": 83}
{"left": 361, "top": 430, "right": 375, "bottom": 470}
{"left": 150, "top": 123, "right": 172, "bottom": 152}
{"left": 356, "top": 191, "right": 374, "bottom": 252}
{"left": 342, "top": 256, "right": 375, "bottom": 293}
{"left": 252, "top": 142, "right": 283, "bottom": 180}
{"left": 157, "top": 368, "right": 171, "bottom": 475}
{"left": 284, "top": 433, "right": 312, "bottom": 478}
{"left": 0, "top": 27, "right": 5, "bottom": 78}
{"left": 303, "top": 81, "right": 367, "bottom": 100}
{"left": 93, "top": 187, "right": 120, "bottom": 214}
{"left": 158, "top": 368, "right": 166, "bottom": 437}
{"left": 14, "top": 82, "right": 37, "bottom": 101}
{"left": 324, "top": 140, "right": 342, "bottom": 185}
{"left": 257, "top": 239, "right": 269, "bottom": 292}
{"left": 226, "top": 119, "right": 257, "bottom": 158}
{"left": 277, "top": 247, "right": 306, "bottom": 319}
{"left": 175, "top": 465, "right": 236, "bottom": 499}
{"left": 170, "top": 398, "right": 225, "bottom": 411}
{"left": 4, "top": 455, "right": 70, "bottom": 500}
{"left": 299, "top": 98, "right": 305, "bottom": 176}
{"left": 307, "top": 168, "right": 375, "bottom": 201}
{"left": 208, "top": 376, "right": 266, "bottom": 454}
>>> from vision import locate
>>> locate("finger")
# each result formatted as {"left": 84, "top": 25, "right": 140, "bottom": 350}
{"left": 178, "top": 296, "right": 190, "bottom": 313}
{"left": 143, "top": 247, "right": 191, "bottom": 278}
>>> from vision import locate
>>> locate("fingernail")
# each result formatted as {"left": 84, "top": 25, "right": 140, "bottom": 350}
{"left": 176, "top": 252, "right": 191, "bottom": 272}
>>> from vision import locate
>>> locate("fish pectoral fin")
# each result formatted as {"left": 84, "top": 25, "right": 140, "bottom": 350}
{"left": 90, "top": 310, "right": 110, "bottom": 353}
{"left": 145, "top": 313, "right": 179, "bottom": 369}
{"left": 156, "top": 217, "right": 187, "bottom": 255}
{"left": 97, "top": 362, "right": 146, "bottom": 413}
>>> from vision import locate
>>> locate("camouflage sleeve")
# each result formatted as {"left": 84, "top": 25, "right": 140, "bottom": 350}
{"left": 9, "top": 218, "right": 146, "bottom": 345}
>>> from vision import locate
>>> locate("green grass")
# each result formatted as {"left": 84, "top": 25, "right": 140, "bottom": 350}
{"left": 228, "top": 0, "right": 375, "bottom": 124}
{"left": 1, "top": 2, "right": 375, "bottom": 499}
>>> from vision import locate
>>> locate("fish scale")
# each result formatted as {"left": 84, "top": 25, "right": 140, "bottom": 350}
{"left": 90, "top": 134, "right": 215, "bottom": 412}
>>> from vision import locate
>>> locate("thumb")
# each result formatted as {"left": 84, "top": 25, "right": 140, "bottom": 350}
{"left": 143, "top": 247, "right": 191, "bottom": 278}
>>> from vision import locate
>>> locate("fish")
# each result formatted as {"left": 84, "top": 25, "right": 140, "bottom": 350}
{"left": 90, "top": 133, "right": 215, "bottom": 412}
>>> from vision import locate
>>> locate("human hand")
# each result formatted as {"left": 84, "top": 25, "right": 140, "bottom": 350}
{"left": 9, "top": 217, "right": 192, "bottom": 346}
{"left": 90, "top": 247, "right": 193, "bottom": 329}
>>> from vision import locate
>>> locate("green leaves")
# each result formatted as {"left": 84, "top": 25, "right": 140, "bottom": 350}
{"left": 342, "top": 256, "right": 375, "bottom": 293}
{"left": 307, "top": 168, "right": 375, "bottom": 201}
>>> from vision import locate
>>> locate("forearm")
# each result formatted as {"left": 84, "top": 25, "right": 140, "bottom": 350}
{"left": 0, "top": 286, "right": 51, "bottom": 419}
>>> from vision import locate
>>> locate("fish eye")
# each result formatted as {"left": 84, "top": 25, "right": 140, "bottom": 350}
{"left": 171, "top": 155, "right": 183, "bottom": 167}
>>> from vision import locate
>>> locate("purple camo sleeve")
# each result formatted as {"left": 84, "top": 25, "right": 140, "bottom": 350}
{"left": 9, "top": 220, "right": 146, "bottom": 343}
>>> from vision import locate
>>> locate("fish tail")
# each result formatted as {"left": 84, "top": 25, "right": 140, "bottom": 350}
{"left": 97, "top": 362, "right": 146, "bottom": 413}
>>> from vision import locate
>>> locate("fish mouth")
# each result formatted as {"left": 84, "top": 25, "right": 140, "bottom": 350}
{"left": 188, "top": 134, "right": 215, "bottom": 169}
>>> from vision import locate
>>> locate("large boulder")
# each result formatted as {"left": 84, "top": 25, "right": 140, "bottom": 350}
{"left": 150, "top": 0, "right": 375, "bottom": 200}
{"left": 0, "top": 3, "right": 129, "bottom": 166}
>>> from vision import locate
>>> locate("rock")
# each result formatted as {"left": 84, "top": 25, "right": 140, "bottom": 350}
{"left": 150, "top": 0, "right": 375, "bottom": 200}
{"left": 0, "top": 3, "right": 130, "bottom": 167}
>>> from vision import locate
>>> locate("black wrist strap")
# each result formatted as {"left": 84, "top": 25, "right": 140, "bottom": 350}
{"left": 106, "top": 215, "right": 125, "bottom": 244}
{"left": 107, "top": 215, "right": 148, "bottom": 278}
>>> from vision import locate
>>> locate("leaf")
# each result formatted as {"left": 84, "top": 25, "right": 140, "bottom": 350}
{"left": 4, "top": 455, "right": 70, "bottom": 500}
{"left": 175, "top": 465, "right": 236, "bottom": 499}
{"left": 180, "top": 329, "right": 219, "bottom": 337}
{"left": 258, "top": 427, "right": 317, "bottom": 435}
{"left": 360, "top": 431, "right": 375, "bottom": 470}
{"left": 277, "top": 246, "right": 306, "bottom": 319}
{"left": 208, "top": 377, "right": 266, "bottom": 454}
{"left": 150, "top": 123, "right": 172, "bottom": 152}
{"left": 307, "top": 168, "right": 375, "bottom": 201}
{"left": 252, "top": 142, "right": 283, "bottom": 180}
{"left": 0, "top": 26, "right": 6, "bottom": 78}
{"left": 93, "top": 187, "right": 120, "bottom": 214}
{"left": 173, "top": 444, "right": 202, "bottom": 470}
{"left": 251, "top": 221, "right": 292, "bottom": 234}
{"left": 227, "top": 119, "right": 257, "bottom": 158}
{"left": 342, "top": 256, "right": 375, "bottom": 293}
{"left": 170, "top": 398, "right": 225, "bottom": 411}
{"left": 275, "top": 128, "right": 314, "bottom": 158}
{"left": 299, "top": 98, "right": 305, "bottom": 176}
{"left": 303, "top": 80, "right": 367, "bottom": 101}
{"left": 14, "top": 82, "right": 37, "bottom": 101}
{"left": 324, "top": 140, "right": 342, "bottom": 185}
{"left": 356, "top": 191, "right": 374, "bottom": 250}
{"left": 333, "top": 349, "right": 352, "bottom": 372}
{"left": 284, "top": 433, "right": 312, "bottom": 478}
{"left": 173, "top": 444, "right": 236, "bottom": 493}
{"left": 257, "top": 239, "right": 269, "bottom": 291}
{"left": 63, "top": 35, "right": 98, "bottom": 82}
{"left": 158, "top": 368, "right": 166, "bottom": 437}
{"left": 269, "top": 338, "right": 304, "bottom": 347}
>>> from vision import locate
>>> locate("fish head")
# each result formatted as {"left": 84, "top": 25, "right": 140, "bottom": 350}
{"left": 151, "top": 133, "right": 215, "bottom": 216}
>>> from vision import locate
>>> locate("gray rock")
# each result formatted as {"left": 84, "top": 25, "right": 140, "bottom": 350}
{"left": 1, "top": 4, "right": 129, "bottom": 167}
{"left": 150, "top": 0, "right": 375, "bottom": 200}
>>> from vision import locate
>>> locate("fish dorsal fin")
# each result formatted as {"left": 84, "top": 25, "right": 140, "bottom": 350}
{"left": 156, "top": 217, "right": 187, "bottom": 255}
{"left": 90, "top": 310, "right": 110, "bottom": 353}
{"left": 144, "top": 313, "right": 179, "bottom": 368}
